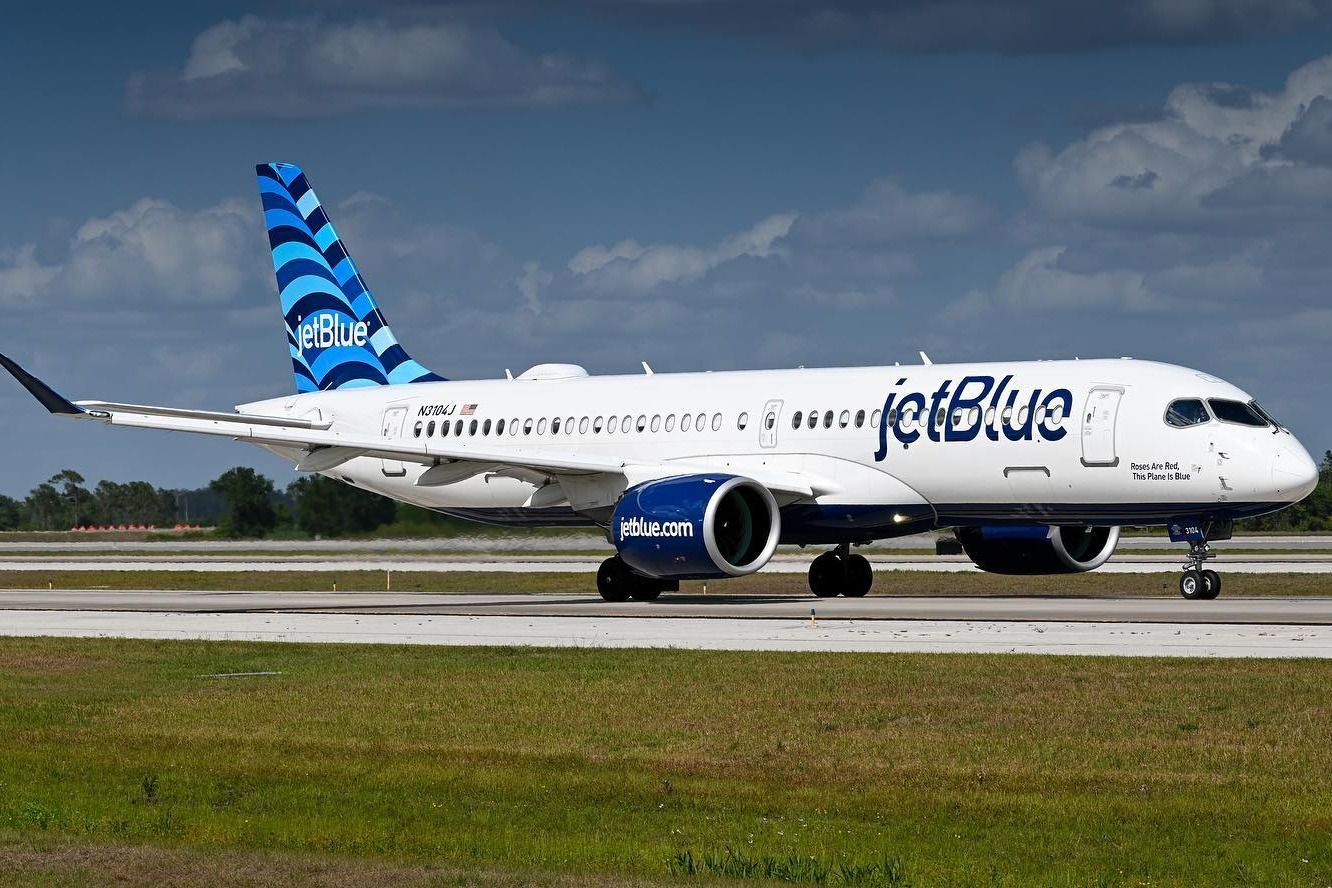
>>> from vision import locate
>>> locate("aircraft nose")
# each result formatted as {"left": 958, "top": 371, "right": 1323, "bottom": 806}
{"left": 1272, "top": 437, "right": 1320, "bottom": 502}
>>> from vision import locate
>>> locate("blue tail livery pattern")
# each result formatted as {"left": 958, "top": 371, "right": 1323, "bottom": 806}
{"left": 256, "top": 162, "right": 444, "bottom": 392}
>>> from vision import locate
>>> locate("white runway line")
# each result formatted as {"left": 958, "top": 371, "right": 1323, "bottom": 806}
{"left": 3, "top": 558, "right": 1331, "bottom": 573}
{"left": 2, "top": 610, "right": 1329, "bottom": 658}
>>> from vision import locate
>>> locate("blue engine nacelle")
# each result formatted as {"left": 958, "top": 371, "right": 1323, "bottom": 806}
{"left": 955, "top": 524, "right": 1120, "bottom": 575}
{"left": 611, "top": 474, "right": 781, "bottom": 579}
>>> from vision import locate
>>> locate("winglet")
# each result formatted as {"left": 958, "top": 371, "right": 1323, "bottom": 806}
{"left": 0, "top": 354, "right": 85, "bottom": 415}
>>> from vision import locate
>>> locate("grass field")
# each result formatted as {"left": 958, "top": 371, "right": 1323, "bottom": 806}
{"left": 1, "top": 568, "right": 1332, "bottom": 597}
{"left": 1, "top": 638, "right": 1331, "bottom": 886}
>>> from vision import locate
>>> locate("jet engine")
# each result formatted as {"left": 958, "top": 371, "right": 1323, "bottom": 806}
{"left": 954, "top": 525, "right": 1121, "bottom": 575}
{"left": 611, "top": 474, "right": 781, "bottom": 579}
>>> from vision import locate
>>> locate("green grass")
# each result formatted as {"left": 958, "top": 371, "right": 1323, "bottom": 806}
{"left": 0, "top": 639, "right": 1330, "bottom": 886}
{"left": 3, "top": 568, "right": 1332, "bottom": 596}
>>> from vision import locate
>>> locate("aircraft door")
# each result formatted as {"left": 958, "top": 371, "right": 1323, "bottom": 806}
{"left": 380, "top": 406, "right": 409, "bottom": 477}
{"left": 759, "top": 399, "right": 783, "bottom": 448}
{"left": 1080, "top": 387, "right": 1123, "bottom": 467}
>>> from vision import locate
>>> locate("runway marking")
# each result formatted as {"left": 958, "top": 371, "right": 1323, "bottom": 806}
{"left": 1, "top": 609, "right": 1329, "bottom": 658}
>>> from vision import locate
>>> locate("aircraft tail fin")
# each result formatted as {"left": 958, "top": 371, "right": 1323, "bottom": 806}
{"left": 256, "top": 162, "right": 444, "bottom": 392}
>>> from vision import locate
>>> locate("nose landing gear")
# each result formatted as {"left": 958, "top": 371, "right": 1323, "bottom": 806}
{"left": 1173, "top": 520, "right": 1229, "bottom": 600}
{"left": 808, "top": 543, "right": 874, "bottom": 598}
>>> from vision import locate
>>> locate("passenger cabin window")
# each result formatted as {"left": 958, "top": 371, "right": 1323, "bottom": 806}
{"left": 454, "top": 419, "right": 464, "bottom": 436}
{"left": 1209, "top": 399, "right": 1267, "bottom": 427}
{"left": 666, "top": 414, "right": 676, "bottom": 432}
{"left": 637, "top": 415, "right": 647, "bottom": 433}
{"left": 551, "top": 418, "right": 561, "bottom": 434}
{"left": 441, "top": 421, "right": 451, "bottom": 438}
{"left": 791, "top": 410, "right": 802, "bottom": 429}
{"left": 623, "top": 416, "right": 634, "bottom": 434}
{"left": 807, "top": 411, "right": 818, "bottom": 430}
{"left": 483, "top": 419, "right": 492, "bottom": 435}
{"left": 651, "top": 415, "right": 662, "bottom": 432}
{"left": 854, "top": 409, "right": 865, "bottom": 428}
{"left": 696, "top": 414, "right": 707, "bottom": 432}
{"left": 469, "top": 419, "right": 478, "bottom": 436}
{"left": 738, "top": 412, "right": 749, "bottom": 431}
{"left": 839, "top": 410, "right": 850, "bottom": 428}
{"left": 413, "top": 421, "right": 423, "bottom": 438}
{"left": 871, "top": 409, "right": 881, "bottom": 428}
{"left": 523, "top": 418, "right": 533, "bottom": 435}
{"left": 594, "top": 416, "right": 604, "bottom": 433}
{"left": 496, "top": 419, "right": 505, "bottom": 436}
{"left": 711, "top": 413, "right": 722, "bottom": 431}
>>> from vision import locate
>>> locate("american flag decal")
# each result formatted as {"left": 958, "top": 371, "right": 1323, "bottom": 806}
{"left": 461, "top": 404, "right": 477, "bottom": 415}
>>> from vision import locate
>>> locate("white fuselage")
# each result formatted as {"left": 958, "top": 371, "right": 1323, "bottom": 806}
{"left": 243, "top": 357, "right": 1317, "bottom": 541}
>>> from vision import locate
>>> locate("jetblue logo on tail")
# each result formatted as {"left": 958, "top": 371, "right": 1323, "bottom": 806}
{"left": 874, "top": 375, "right": 1073, "bottom": 461}
{"left": 296, "top": 315, "right": 369, "bottom": 354}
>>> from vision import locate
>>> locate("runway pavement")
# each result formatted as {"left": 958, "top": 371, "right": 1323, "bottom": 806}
{"left": 1, "top": 555, "right": 1330, "bottom": 573}
{"left": 3, "top": 590, "right": 1332, "bottom": 657}
{"left": 3, "top": 589, "right": 1332, "bottom": 624}
{"left": 1, "top": 607, "right": 1327, "bottom": 658}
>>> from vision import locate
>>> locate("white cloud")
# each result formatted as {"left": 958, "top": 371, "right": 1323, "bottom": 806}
{"left": 0, "top": 198, "right": 264, "bottom": 310}
{"left": 568, "top": 213, "right": 797, "bottom": 293}
{"left": 127, "top": 16, "right": 641, "bottom": 120}
{"left": 1017, "top": 54, "right": 1332, "bottom": 229}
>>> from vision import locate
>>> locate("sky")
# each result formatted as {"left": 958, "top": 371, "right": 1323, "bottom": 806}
{"left": 1, "top": 0, "right": 1331, "bottom": 496}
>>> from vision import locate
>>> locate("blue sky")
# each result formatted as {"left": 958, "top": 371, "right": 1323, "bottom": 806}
{"left": 1, "top": 1, "right": 1330, "bottom": 495}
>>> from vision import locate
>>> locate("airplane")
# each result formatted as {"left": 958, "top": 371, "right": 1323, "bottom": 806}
{"left": 0, "top": 162, "right": 1319, "bottom": 602}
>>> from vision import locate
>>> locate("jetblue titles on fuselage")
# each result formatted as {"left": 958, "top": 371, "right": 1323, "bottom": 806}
{"left": 874, "top": 375, "right": 1074, "bottom": 461}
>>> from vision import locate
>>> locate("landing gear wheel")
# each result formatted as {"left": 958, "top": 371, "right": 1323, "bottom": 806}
{"left": 629, "top": 581, "right": 663, "bottom": 602}
{"left": 842, "top": 553, "right": 874, "bottom": 598}
{"left": 1179, "top": 570, "right": 1207, "bottom": 601}
{"left": 1201, "top": 569, "right": 1221, "bottom": 600}
{"left": 597, "top": 557, "right": 634, "bottom": 602}
{"left": 809, "top": 551, "right": 844, "bottom": 598}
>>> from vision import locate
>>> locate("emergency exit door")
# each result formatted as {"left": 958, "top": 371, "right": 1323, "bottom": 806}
{"left": 759, "top": 399, "right": 783, "bottom": 448}
{"left": 1081, "top": 387, "right": 1123, "bottom": 467}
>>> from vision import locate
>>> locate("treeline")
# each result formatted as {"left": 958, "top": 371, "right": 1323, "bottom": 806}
{"left": 3, "top": 451, "right": 1331, "bottom": 538}
{"left": 0, "top": 467, "right": 456, "bottom": 538}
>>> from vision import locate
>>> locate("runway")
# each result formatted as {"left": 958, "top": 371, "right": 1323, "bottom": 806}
{"left": 3, "top": 590, "right": 1332, "bottom": 657}
{"left": 4, "top": 556, "right": 1332, "bottom": 573}
{"left": 4, "top": 589, "right": 1332, "bottom": 624}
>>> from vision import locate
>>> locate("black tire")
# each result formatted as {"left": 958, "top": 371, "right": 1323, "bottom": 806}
{"left": 1201, "top": 569, "right": 1221, "bottom": 600}
{"left": 809, "top": 551, "right": 845, "bottom": 598}
{"left": 1179, "top": 571, "right": 1206, "bottom": 601}
{"left": 597, "top": 557, "right": 633, "bottom": 602}
{"left": 843, "top": 553, "right": 874, "bottom": 598}
{"left": 629, "top": 580, "right": 663, "bottom": 602}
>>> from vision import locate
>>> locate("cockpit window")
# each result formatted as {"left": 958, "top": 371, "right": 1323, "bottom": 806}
{"left": 1249, "top": 400, "right": 1283, "bottom": 430}
{"left": 1165, "top": 399, "right": 1209, "bottom": 428}
{"left": 1208, "top": 399, "right": 1267, "bottom": 427}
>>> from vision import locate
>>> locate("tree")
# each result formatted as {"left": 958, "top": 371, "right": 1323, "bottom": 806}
{"left": 47, "top": 469, "right": 90, "bottom": 528}
{"left": 0, "top": 495, "right": 20, "bottom": 531}
{"left": 209, "top": 468, "right": 277, "bottom": 538}
{"left": 288, "top": 475, "right": 397, "bottom": 537}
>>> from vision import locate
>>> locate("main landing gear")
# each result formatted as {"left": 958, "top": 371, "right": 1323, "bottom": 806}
{"left": 1179, "top": 540, "right": 1221, "bottom": 601}
{"left": 596, "top": 556, "right": 678, "bottom": 603}
{"left": 808, "top": 543, "right": 874, "bottom": 598}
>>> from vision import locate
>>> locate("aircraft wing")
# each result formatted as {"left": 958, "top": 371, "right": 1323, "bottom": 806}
{"left": 0, "top": 354, "right": 821, "bottom": 499}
